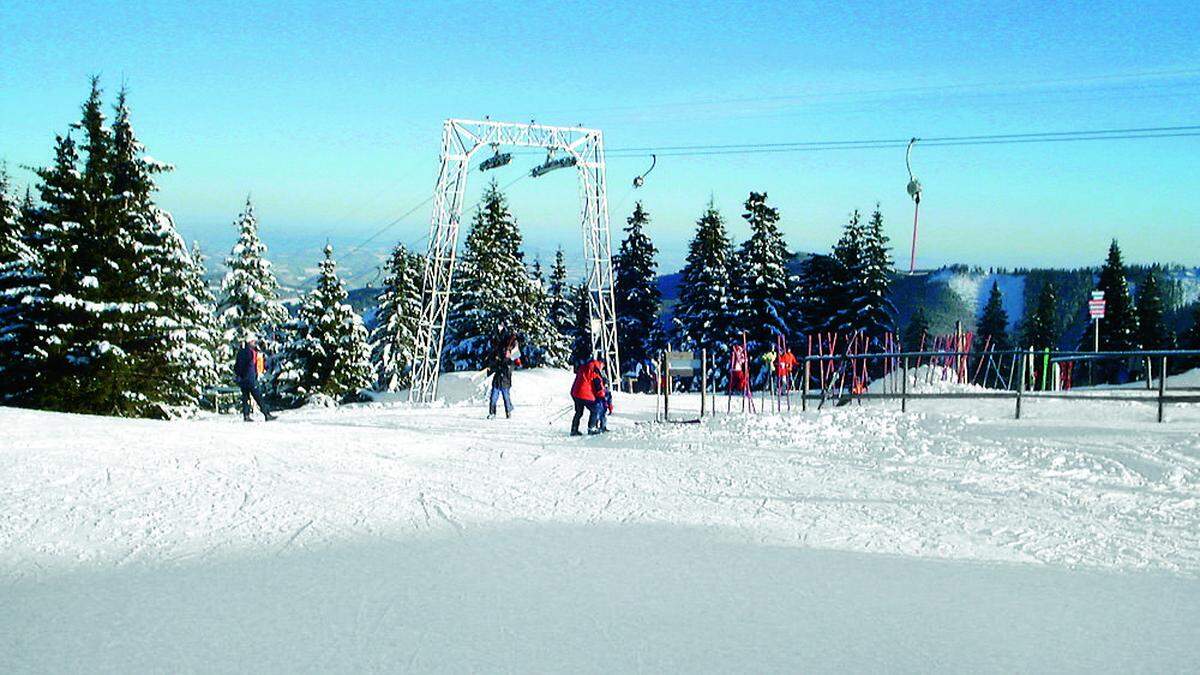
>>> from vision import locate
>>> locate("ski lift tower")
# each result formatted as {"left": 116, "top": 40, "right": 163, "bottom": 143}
{"left": 409, "top": 119, "right": 621, "bottom": 402}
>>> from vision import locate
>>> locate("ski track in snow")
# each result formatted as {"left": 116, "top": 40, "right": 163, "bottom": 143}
{"left": 2, "top": 368, "right": 1199, "bottom": 582}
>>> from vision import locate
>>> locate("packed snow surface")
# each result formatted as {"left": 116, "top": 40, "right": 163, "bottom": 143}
{"left": 3, "top": 367, "right": 1200, "bottom": 671}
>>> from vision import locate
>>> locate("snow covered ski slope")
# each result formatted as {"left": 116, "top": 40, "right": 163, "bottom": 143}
{"left": 2, "top": 368, "right": 1199, "bottom": 671}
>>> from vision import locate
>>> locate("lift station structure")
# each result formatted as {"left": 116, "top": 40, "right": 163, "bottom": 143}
{"left": 409, "top": 119, "right": 620, "bottom": 402}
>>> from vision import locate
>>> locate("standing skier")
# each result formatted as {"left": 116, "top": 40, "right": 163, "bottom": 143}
{"left": 234, "top": 335, "right": 276, "bottom": 422}
{"left": 569, "top": 355, "right": 608, "bottom": 435}
{"left": 729, "top": 343, "right": 749, "bottom": 395}
{"left": 486, "top": 334, "right": 521, "bottom": 419}
{"left": 635, "top": 357, "right": 657, "bottom": 394}
{"left": 776, "top": 347, "right": 797, "bottom": 391}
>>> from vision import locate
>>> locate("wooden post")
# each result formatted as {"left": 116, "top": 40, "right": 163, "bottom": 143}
{"left": 662, "top": 352, "right": 670, "bottom": 422}
{"left": 700, "top": 348, "right": 707, "bottom": 418}
{"left": 1016, "top": 352, "right": 1025, "bottom": 420}
{"left": 901, "top": 356, "right": 908, "bottom": 413}
{"left": 802, "top": 359, "right": 810, "bottom": 412}
{"left": 1158, "top": 356, "right": 1167, "bottom": 423}
{"left": 654, "top": 351, "right": 661, "bottom": 422}
{"left": 954, "top": 320, "right": 963, "bottom": 384}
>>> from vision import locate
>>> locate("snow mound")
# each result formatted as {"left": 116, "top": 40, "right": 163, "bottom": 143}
{"left": 868, "top": 365, "right": 990, "bottom": 395}
{"left": 437, "top": 367, "right": 575, "bottom": 406}
{"left": 363, "top": 367, "right": 577, "bottom": 407}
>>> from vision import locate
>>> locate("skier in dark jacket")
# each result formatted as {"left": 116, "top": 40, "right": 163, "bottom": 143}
{"left": 486, "top": 334, "right": 520, "bottom": 419}
{"left": 234, "top": 335, "right": 276, "bottom": 422}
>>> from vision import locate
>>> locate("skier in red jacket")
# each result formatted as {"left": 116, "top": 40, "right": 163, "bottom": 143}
{"left": 570, "top": 356, "right": 610, "bottom": 436}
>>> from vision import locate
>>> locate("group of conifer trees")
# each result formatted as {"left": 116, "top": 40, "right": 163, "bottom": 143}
{"left": 0, "top": 80, "right": 378, "bottom": 416}
{"left": 674, "top": 195, "right": 897, "bottom": 381}
{"left": 953, "top": 240, "right": 1191, "bottom": 359}
{"left": 12, "top": 84, "right": 1197, "bottom": 417}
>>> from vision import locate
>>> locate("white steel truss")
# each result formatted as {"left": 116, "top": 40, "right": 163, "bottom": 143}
{"left": 409, "top": 119, "right": 620, "bottom": 402}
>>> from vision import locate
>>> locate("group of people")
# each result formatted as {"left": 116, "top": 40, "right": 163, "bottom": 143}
{"left": 569, "top": 355, "right": 613, "bottom": 436}
{"left": 482, "top": 323, "right": 613, "bottom": 436}
{"left": 729, "top": 343, "right": 799, "bottom": 395}
{"left": 233, "top": 323, "right": 616, "bottom": 435}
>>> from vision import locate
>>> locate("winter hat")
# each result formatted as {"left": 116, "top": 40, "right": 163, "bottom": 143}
{"left": 244, "top": 333, "right": 258, "bottom": 344}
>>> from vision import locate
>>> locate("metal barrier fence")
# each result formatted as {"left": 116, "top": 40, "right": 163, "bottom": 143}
{"left": 798, "top": 350, "right": 1200, "bottom": 423}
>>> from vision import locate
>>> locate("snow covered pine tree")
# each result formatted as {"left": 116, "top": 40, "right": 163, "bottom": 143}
{"left": 568, "top": 281, "right": 593, "bottom": 366}
{"left": 730, "top": 192, "right": 793, "bottom": 380}
{"left": 218, "top": 197, "right": 289, "bottom": 365}
{"left": 444, "top": 180, "right": 563, "bottom": 370}
{"left": 111, "top": 89, "right": 221, "bottom": 412}
{"left": 1022, "top": 282, "right": 1059, "bottom": 351}
{"left": 4, "top": 80, "right": 219, "bottom": 416}
{"left": 614, "top": 201, "right": 662, "bottom": 374}
{"left": 276, "top": 245, "right": 373, "bottom": 404}
{"left": 976, "top": 281, "right": 1013, "bottom": 351}
{"left": 0, "top": 166, "right": 43, "bottom": 404}
{"left": 1135, "top": 265, "right": 1174, "bottom": 351}
{"left": 546, "top": 248, "right": 575, "bottom": 351}
{"left": 832, "top": 207, "right": 896, "bottom": 340}
{"left": 673, "top": 200, "right": 735, "bottom": 379}
{"left": 368, "top": 243, "right": 423, "bottom": 391}
{"left": 1090, "top": 239, "right": 1139, "bottom": 351}
{"left": 793, "top": 253, "right": 842, "bottom": 336}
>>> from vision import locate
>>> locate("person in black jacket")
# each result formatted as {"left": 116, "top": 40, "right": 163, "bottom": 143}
{"left": 234, "top": 335, "right": 277, "bottom": 422}
{"left": 486, "top": 334, "right": 520, "bottom": 419}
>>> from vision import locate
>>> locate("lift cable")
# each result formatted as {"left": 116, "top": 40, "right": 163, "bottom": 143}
{"left": 602, "top": 124, "right": 1200, "bottom": 158}
{"left": 301, "top": 170, "right": 530, "bottom": 289}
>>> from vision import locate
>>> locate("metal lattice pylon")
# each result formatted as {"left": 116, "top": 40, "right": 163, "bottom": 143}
{"left": 409, "top": 119, "right": 620, "bottom": 402}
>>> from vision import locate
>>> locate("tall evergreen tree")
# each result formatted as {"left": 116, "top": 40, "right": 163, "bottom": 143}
{"left": 845, "top": 206, "right": 897, "bottom": 338}
{"left": 730, "top": 192, "right": 792, "bottom": 361}
{"left": 368, "top": 243, "right": 423, "bottom": 391}
{"left": 976, "top": 281, "right": 1012, "bottom": 351}
{"left": 1135, "top": 266, "right": 1174, "bottom": 350}
{"left": 1090, "top": 240, "right": 1139, "bottom": 351}
{"left": 0, "top": 165, "right": 29, "bottom": 261}
{"left": 110, "top": 88, "right": 221, "bottom": 412}
{"left": 1022, "top": 282, "right": 1059, "bottom": 350}
{"left": 830, "top": 210, "right": 866, "bottom": 332}
{"left": 41, "top": 79, "right": 154, "bottom": 414}
{"left": 547, "top": 248, "right": 574, "bottom": 340}
{"left": 568, "top": 281, "right": 594, "bottom": 365}
{"left": 794, "top": 253, "right": 843, "bottom": 335}
{"left": 902, "top": 306, "right": 931, "bottom": 350}
{"left": 445, "top": 181, "right": 563, "bottom": 370}
{"left": 613, "top": 201, "right": 662, "bottom": 371}
{"left": 0, "top": 168, "right": 42, "bottom": 403}
{"left": 276, "top": 245, "right": 373, "bottom": 402}
{"left": 218, "top": 197, "right": 288, "bottom": 352}
{"left": 7, "top": 80, "right": 213, "bottom": 415}
{"left": 674, "top": 200, "right": 734, "bottom": 358}
{"left": 0, "top": 133, "right": 82, "bottom": 405}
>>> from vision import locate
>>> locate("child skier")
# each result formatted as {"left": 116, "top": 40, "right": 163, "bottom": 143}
{"left": 569, "top": 355, "right": 609, "bottom": 436}
{"left": 593, "top": 365, "right": 614, "bottom": 433}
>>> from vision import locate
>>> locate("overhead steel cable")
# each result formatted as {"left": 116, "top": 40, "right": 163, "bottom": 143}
{"left": 299, "top": 170, "right": 530, "bottom": 289}
{"left": 603, "top": 124, "right": 1200, "bottom": 157}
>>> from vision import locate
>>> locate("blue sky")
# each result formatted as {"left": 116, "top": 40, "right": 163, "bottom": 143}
{"left": 2, "top": 0, "right": 1199, "bottom": 277}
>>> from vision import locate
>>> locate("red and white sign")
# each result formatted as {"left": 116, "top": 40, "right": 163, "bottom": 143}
{"left": 1088, "top": 299, "right": 1106, "bottom": 319}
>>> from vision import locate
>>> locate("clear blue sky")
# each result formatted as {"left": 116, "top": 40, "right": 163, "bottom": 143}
{"left": 2, "top": 0, "right": 1199, "bottom": 276}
